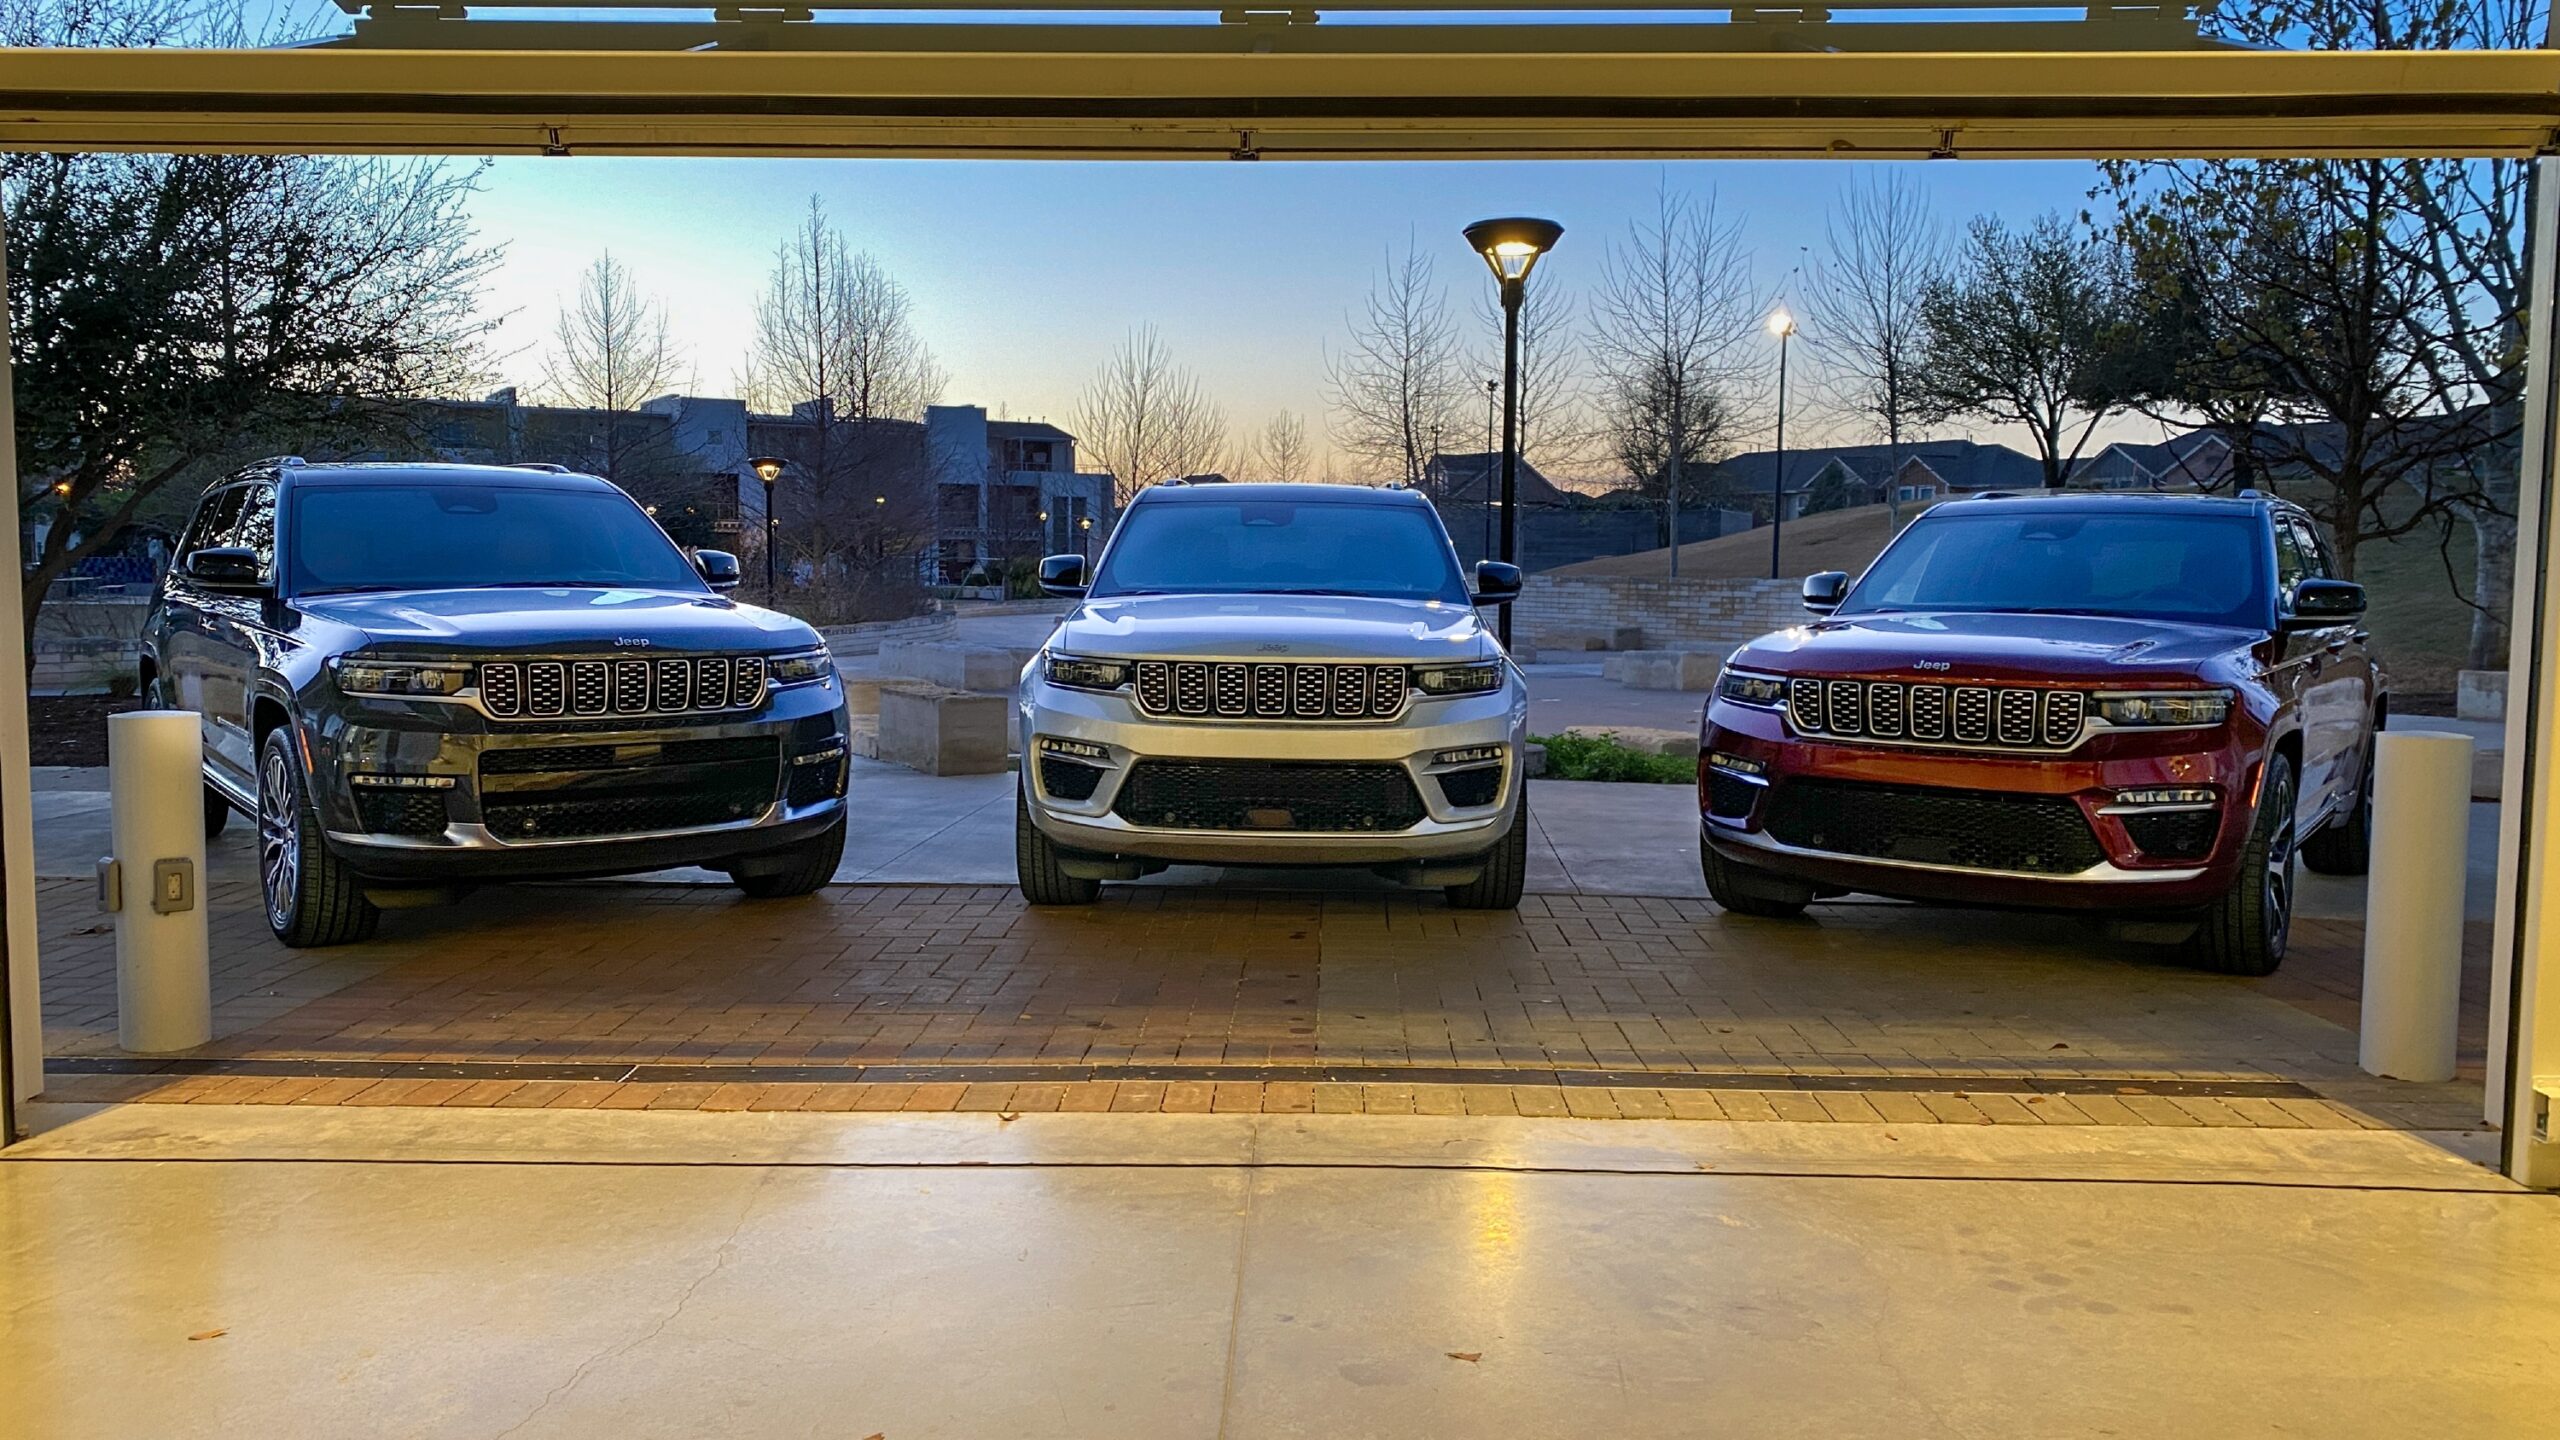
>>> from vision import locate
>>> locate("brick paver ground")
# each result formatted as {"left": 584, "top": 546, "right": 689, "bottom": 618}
{"left": 34, "top": 877, "right": 2492, "bottom": 1130}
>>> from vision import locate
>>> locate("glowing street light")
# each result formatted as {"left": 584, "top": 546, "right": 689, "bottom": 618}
{"left": 747, "top": 456, "right": 786, "bottom": 599}
{"left": 1461, "top": 216, "right": 1563, "bottom": 646}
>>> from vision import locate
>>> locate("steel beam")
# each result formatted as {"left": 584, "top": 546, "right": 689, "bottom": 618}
{"left": 0, "top": 47, "right": 2555, "bottom": 160}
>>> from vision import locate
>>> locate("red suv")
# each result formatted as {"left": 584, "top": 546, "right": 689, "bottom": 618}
{"left": 1698, "top": 491, "right": 2382, "bottom": 975}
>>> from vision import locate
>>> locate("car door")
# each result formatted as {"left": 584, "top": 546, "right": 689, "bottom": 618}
{"left": 2294, "top": 516, "right": 2374, "bottom": 816}
{"left": 195, "top": 481, "right": 278, "bottom": 788}
{"left": 2267, "top": 516, "right": 2334, "bottom": 807}
{"left": 158, "top": 484, "right": 247, "bottom": 721}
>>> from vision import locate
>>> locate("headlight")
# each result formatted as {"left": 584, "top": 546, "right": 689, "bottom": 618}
{"left": 1412, "top": 662, "right": 1505, "bottom": 697}
{"left": 2094, "top": 691, "right": 2231, "bottom": 728}
{"left": 1715, "top": 668, "right": 1788, "bottom": 708}
{"left": 331, "top": 658, "right": 469, "bottom": 698}
{"left": 1044, "top": 653, "right": 1131, "bottom": 691}
{"left": 767, "top": 648, "right": 835, "bottom": 687}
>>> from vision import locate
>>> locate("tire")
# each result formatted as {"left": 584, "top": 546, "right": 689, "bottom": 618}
{"left": 204, "top": 783, "right": 231, "bottom": 840}
{"left": 2189, "top": 752, "right": 2297, "bottom": 976}
{"left": 2300, "top": 734, "right": 2375, "bottom": 876}
{"left": 1444, "top": 798, "right": 1529, "bottom": 910}
{"left": 1700, "top": 831, "right": 1815, "bottom": 919}
{"left": 1016, "top": 786, "right": 1101, "bottom": 905}
{"left": 257, "top": 728, "right": 378, "bottom": 948}
{"left": 727, "top": 818, "right": 845, "bottom": 899}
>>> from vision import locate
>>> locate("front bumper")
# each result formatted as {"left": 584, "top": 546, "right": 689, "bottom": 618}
{"left": 302, "top": 676, "right": 853, "bottom": 883}
{"left": 1017, "top": 674, "right": 1528, "bottom": 867}
{"left": 1700, "top": 697, "right": 2260, "bottom": 911}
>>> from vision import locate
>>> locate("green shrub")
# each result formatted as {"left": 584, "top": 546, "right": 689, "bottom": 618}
{"left": 1530, "top": 732, "right": 1697, "bottom": 785}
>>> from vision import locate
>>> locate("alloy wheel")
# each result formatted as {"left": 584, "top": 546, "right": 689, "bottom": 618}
{"left": 2263, "top": 779, "right": 2297, "bottom": 956}
{"left": 259, "top": 746, "right": 300, "bottom": 930}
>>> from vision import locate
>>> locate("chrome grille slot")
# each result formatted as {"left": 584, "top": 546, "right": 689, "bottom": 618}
{"left": 653, "top": 659, "right": 691, "bottom": 713}
{"left": 1865, "top": 681, "right": 1905, "bottom": 738}
{"left": 1173, "top": 662, "right": 1211, "bottom": 715}
{"left": 1908, "top": 685, "right": 1948, "bottom": 741}
{"left": 1253, "top": 664, "right": 1289, "bottom": 715}
{"left": 1331, "top": 665, "right": 1369, "bottom": 718}
{"left": 1292, "top": 666, "right": 1327, "bottom": 717}
{"left": 612, "top": 660, "right": 649, "bottom": 713}
{"left": 1214, "top": 664, "right": 1249, "bottom": 716}
{"left": 696, "top": 658, "right": 732, "bottom": 712}
{"left": 1997, "top": 689, "right": 2037, "bottom": 746}
{"left": 570, "top": 661, "right": 610, "bottom": 716}
{"left": 1788, "top": 678, "right": 1824, "bottom": 732}
{"left": 732, "top": 656, "right": 767, "bottom": 710}
{"left": 1953, "top": 687, "right": 1994, "bottom": 743}
{"left": 1135, "top": 661, "right": 1172, "bottom": 713}
{"left": 2043, "top": 691, "right": 2086, "bottom": 746}
{"left": 480, "top": 662, "right": 522, "bottom": 718}
{"left": 1373, "top": 667, "right": 1407, "bottom": 712}
{"left": 1825, "top": 681, "right": 1864, "bottom": 735}
{"left": 527, "top": 661, "right": 566, "bottom": 717}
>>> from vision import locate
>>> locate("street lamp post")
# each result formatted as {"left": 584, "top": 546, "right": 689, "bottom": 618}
{"left": 1463, "top": 216, "right": 1563, "bottom": 647}
{"left": 1764, "top": 312, "right": 1796, "bottom": 581}
{"left": 748, "top": 456, "right": 785, "bottom": 600}
{"left": 1481, "top": 377, "right": 1498, "bottom": 564}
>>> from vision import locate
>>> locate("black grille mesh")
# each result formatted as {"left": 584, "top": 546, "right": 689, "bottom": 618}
{"left": 480, "top": 736, "right": 776, "bottom": 774}
{"left": 1436, "top": 765, "right": 1503, "bottom": 809}
{"left": 1791, "top": 678, "right": 2086, "bottom": 753}
{"left": 353, "top": 789, "right": 447, "bottom": 837}
{"left": 2122, "top": 809, "right": 2219, "bottom": 860}
{"left": 786, "top": 753, "right": 849, "bottom": 807}
{"left": 1112, "top": 760, "right": 1425, "bottom": 833}
{"left": 482, "top": 788, "right": 770, "bottom": 841}
{"left": 478, "top": 655, "right": 767, "bottom": 721}
{"left": 1706, "top": 770, "right": 1760, "bottom": 820}
{"left": 1763, "top": 779, "right": 2105, "bottom": 876}
{"left": 1039, "top": 756, "right": 1105, "bottom": 802}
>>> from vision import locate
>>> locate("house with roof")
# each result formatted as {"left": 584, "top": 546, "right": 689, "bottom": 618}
{"left": 2066, "top": 431, "right": 2233, "bottom": 491}
{"left": 1421, "top": 451, "right": 1578, "bottom": 510}
{"left": 1713, "top": 439, "right": 2045, "bottom": 519}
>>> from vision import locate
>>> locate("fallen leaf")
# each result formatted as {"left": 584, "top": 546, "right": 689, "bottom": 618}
{"left": 188, "top": 1329, "right": 226, "bottom": 1342}
{"left": 2050, "top": 1042, "right": 2070, "bottom": 1050}
{"left": 1446, "top": 1351, "right": 1482, "bottom": 1364}
{"left": 996, "top": 1112, "right": 1021, "bottom": 1123}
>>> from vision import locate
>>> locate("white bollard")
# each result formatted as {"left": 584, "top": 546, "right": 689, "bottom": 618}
{"left": 106, "top": 710, "right": 211, "bottom": 1054}
{"left": 2360, "top": 729, "right": 2475, "bottom": 1083}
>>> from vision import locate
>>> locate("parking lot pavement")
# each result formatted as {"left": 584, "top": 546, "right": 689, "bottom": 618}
{"left": 30, "top": 870, "right": 2491, "bottom": 1133}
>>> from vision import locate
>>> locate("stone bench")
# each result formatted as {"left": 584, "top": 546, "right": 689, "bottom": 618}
{"left": 877, "top": 640, "right": 1037, "bottom": 694}
{"left": 877, "top": 681, "right": 1012, "bottom": 776}
{"left": 1599, "top": 649, "right": 1724, "bottom": 691}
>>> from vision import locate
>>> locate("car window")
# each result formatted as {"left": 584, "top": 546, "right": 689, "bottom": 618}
{"left": 1088, "top": 499, "right": 1469, "bottom": 604}
{"left": 233, "top": 484, "right": 278, "bottom": 580}
{"left": 2273, "top": 518, "right": 2310, "bottom": 601}
{"left": 1839, "top": 509, "right": 2273, "bottom": 628}
{"left": 285, "top": 483, "right": 706, "bottom": 594}
{"left": 2289, "top": 518, "right": 2334, "bottom": 580}
{"left": 179, "top": 486, "right": 248, "bottom": 564}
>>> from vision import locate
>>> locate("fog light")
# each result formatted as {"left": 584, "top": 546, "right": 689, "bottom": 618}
{"left": 1435, "top": 745, "right": 1506, "bottom": 766}
{"left": 2113, "top": 787, "right": 2216, "bottom": 807}
{"left": 792, "top": 744, "right": 848, "bottom": 767}
{"left": 1706, "top": 752, "right": 1767, "bottom": 778}
{"left": 1040, "top": 736, "right": 1111, "bottom": 762}
{"left": 348, "top": 773, "right": 457, "bottom": 790}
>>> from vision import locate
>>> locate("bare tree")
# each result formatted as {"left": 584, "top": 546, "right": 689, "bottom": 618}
{"left": 1586, "top": 184, "right": 1758, "bottom": 575}
{"left": 741, "top": 197, "right": 946, "bottom": 574}
{"left": 1806, "top": 171, "right": 1944, "bottom": 526}
{"left": 1912, "top": 213, "right": 2136, "bottom": 488}
{"left": 1250, "top": 410, "right": 1313, "bottom": 484}
{"left": 1326, "top": 241, "right": 1464, "bottom": 488}
{"left": 1070, "top": 324, "right": 1228, "bottom": 512}
{"left": 539, "top": 251, "right": 687, "bottom": 485}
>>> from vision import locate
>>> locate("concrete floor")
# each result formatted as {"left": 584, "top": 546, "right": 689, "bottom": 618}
{"left": 4, "top": 1104, "right": 2551, "bottom": 1440}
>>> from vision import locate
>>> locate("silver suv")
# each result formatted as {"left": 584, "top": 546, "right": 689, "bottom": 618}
{"left": 1013, "top": 482, "right": 1530, "bottom": 908}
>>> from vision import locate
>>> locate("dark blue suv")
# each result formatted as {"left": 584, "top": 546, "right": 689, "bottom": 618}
{"left": 142, "top": 460, "right": 852, "bottom": 946}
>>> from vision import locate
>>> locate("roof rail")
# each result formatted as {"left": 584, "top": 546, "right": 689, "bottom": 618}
{"left": 1966, "top": 490, "right": 2015, "bottom": 500}
{"left": 507, "top": 461, "right": 572, "bottom": 474}
{"left": 2237, "top": 487, "right": 2268, "bottom": 500}
{"left": 251, "top": 455, "right": 307, "bottom": 469}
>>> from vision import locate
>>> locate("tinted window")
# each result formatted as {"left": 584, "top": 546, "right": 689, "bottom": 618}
{"left": 1838, "top": 509, "right": 2272, "bottom": 628}
{"left": 286, "top": 484, "right": 705, "bottom": 595}
{"left": 180, "top": 486, "right": 248, "bottom": 561}
{"left": 1090, "top": 499, "right": 1468, "bottom": 604}
{"left": 234, "top": 485, "right": 277, "bottom": 579}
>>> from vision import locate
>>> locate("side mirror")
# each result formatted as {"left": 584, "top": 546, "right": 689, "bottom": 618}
{"left": 186, "top": 547, "right": 265, "bottom": 591}
{"left": 2283, "top": 578, "right": 2366, "bottom": 630}
{"left": 1038, "top": 553, "right": 1088, "bottom": 597}
{"left": 693, "top": 548, "right": 742, "bottom": 591}
{"left": 1802, "top": 571, "right": 1850, "bottom": 616}
{"left": 1470, "top": 560, "right": 1523, "bottom": 605}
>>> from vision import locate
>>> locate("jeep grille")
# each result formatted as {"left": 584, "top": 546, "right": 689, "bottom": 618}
{"left": 477, "top": 656, "right": 768, "bottom": 721}
{"left": 1787, "top": 678, "right": 2086, "bottom": 752}
{"left": 1132, "top": 661, "right": 1407, "bottom": 721}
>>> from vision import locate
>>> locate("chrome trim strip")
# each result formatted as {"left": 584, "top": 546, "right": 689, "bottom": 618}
{"left": 1709, "top": 824, "right": 2209, "bottom": 884}
{"left": 2095, "top": 801, "right": 2219, "bottom": 815}
{"left": 327, "top": 803, "right": 804, "bottom": 852}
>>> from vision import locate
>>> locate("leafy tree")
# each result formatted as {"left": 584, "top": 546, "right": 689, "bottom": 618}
{"left": 1911, "top": 213, "right": 2135, "bottom": 488}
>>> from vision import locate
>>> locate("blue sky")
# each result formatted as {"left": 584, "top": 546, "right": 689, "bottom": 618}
{"left": 470, "top": 154, "right": 2109, "bottom": 470}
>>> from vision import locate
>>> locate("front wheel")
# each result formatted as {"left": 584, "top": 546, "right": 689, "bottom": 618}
{"left": 1444, "top": 799, "right": 1529, "bottom": 910}
{"left": 1015, "top": 787, "right": 1100, "bottom": 905}
{"left": 1700, "top": 832, "right": 1815, "bottom": 919}
{"left": 727, "top": 818, "right": 846, "bottom": 899}
{"left": 2189, "top": 752, "right": 2297, "bottom": 976}
{"left": 257, "top": 728, "right": 378, "bottom": 948}
{"left": 204, "top": 783, "right": 231, "bottom": 840}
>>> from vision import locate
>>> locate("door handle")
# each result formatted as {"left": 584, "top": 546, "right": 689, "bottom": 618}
{"left": 2323, "top": 634, "right": 2351, "bottom": 653}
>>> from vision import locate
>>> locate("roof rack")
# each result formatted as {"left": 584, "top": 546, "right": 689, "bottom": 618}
{"left": 1966, "top": 490, "right": 2015, "bottom": 500}
{"left": 251, "top": 455, "right": 307, "bottom": 469}
{"left": 507, "top": 462, "right": 573, "bottom": 474}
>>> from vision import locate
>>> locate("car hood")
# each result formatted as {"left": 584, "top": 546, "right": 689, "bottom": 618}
{"left": 294, "top": 586, "right": 817, "bottom": 654}
{"left": 1732, "top": 610, "right": 2261, "bottom": 685}
{"left": 1053, "top": 593, "right": 1498, "bottom": 663}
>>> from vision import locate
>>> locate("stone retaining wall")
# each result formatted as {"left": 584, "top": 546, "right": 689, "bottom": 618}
{"left": 1514, "top": 574, "right": 1803, "bottom": 651}
{"left": 817, "top": 610, "right": 958, "bottom": 657}
{"left": 30, "top": 597, "right": 149, "bottom": 695}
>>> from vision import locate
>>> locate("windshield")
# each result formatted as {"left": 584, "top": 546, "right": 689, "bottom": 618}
{"left": 287, "top": 484, "right": 706, "bottom": 596}
{"left": 1837, "top": 509, "right": 2272, "bottom": 629}
{"left": 1089, "top": 498, "right": 1469, "bottom": 604}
